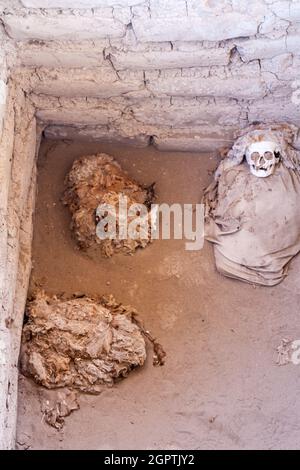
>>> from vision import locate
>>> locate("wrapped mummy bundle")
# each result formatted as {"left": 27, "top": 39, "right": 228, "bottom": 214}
{"left": 204, "top": 124, "right": 300, "bottom": 286}
{"left": 20, "top": 292, "right": 147, "bottom": 393}
{"left": 62, "top": 153, "right": 155, "bottom": 257}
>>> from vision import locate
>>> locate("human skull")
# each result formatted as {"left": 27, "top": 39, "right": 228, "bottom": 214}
{"left": 245, "top": 141, "right": 281, "bottom": 178}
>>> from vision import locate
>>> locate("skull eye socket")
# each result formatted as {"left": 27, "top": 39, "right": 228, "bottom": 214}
{"left": 264, "top": 151, "right": 274, "bottom": 160}
{"left": 250, "top": 152, "right": 260, "bottom": 162}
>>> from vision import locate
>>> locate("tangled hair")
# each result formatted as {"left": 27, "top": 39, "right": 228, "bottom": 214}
{"left": 20, "top": 291, "right": 165, "bottom": 394}
{"left": 62, "top": 153, "right": 155, "bottom": 257}
{"left": 216, "top": 123, "right": 300, "bottom": 179}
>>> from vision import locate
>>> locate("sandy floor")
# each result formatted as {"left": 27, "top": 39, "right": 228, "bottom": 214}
{"left": 16, "top": 139, "right": 300, "bottom": 450}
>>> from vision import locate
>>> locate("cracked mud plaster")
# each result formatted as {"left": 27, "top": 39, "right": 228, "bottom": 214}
{"left": 2, "top": 1, "right": 300, "bottom": 153}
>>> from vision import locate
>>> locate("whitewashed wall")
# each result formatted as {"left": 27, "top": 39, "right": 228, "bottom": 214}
{"left": 0, "top": 78, "right": 38, "bottom": 449}
{"left": 1, "top": 0, "right": 300, "bottom": 150}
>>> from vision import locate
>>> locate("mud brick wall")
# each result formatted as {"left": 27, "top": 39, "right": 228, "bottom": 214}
{"left": 1, "top": 0, "right": 300, "bottom": 150}
{"left": 0, "top": 80, "right": 38, "bottom": 449}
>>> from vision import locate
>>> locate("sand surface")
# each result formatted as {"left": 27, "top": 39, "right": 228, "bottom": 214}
{"left": 16, "top": 139, "right": 300, "bottom": 450}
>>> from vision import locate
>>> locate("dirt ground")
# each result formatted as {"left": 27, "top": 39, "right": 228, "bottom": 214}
{"left": 16, "top": 139, "right": 300, "bottom": 450}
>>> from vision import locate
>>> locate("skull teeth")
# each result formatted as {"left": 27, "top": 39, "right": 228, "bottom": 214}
{"left": 252, "top": 165, "right": 268, "bottom": 171}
